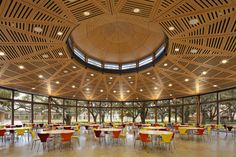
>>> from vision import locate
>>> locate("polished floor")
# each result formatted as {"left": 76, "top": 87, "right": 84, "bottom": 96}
{"left": 0, "top": 130, "right": 235, "bottom": 157}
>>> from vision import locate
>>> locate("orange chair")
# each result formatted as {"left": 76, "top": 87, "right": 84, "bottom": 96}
{"left": 0, "top": 129, "right": 6, "bottom": 143}
{"left": 139, "top": 133, "right": 152, "bottom": 147}
{"left": 112, "top": 130, "right": 121, "bottom": 144}
{"left": 60, "top": 132, "right": 73, "bottom": 150}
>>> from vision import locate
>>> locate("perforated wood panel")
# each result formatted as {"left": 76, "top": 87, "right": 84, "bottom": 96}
{"left": 0, "top": 0, "right": 236, "bottom": 101}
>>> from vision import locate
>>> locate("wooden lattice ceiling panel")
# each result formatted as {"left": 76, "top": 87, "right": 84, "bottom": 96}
{"left": 0, "top": 0, "right": 236, "bottom": 101}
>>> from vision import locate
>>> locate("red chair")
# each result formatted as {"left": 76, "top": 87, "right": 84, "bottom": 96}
{"left": 37, "top": 133, "right": 50, "bottom": 152}
{"left": 112, "top": 130, "right": 121, "bottom": 144}
{"left": 93, "top": 125, "right": 99, "bottom": 129}
{"left": 93, "top": 130, "right": 104, "bottom": 143}
{"left": 196, "top": 128, "right": 205, "bottom": 135}
{"left": 139, "top": 133, "right": 152, "bottom": 147}
{"left": 60, "top": 132, "right": 73, "bottom": 150}
{"left": 64, "top": 126, "right": 72, "bottom": 130}
{"left": 0, "top": 129, "right": 6, "bottom": 143}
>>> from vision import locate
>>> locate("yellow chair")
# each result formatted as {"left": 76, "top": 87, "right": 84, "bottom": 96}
{"left": 16, "top": 129, "right": 26, "bottom": 140}
{"left": 160, "top": 133, "right": 174, "bottom": 151}
{"left": 120, "top": 129, "right": 127, "bottom": 143}
{"left": 179, "top": 128, "right": 187, "bottom": 135}
{"left": 31, "top": 131, "right": 40, "bottom": 150}
{"left": 72, "top": 129, "right": 80, "bottom": 139}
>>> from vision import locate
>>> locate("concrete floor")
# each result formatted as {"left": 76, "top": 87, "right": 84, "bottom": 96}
{"left": 0, "top": 131, "right": 235, "bottom": 157}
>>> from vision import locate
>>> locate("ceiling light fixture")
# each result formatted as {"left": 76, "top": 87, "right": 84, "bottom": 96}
{"left": 32, "top": 87, "right": 35, "bottom": 90}
{"left": 170, "top": 94, "right": 173, "bottom": 97}
{"left": 189, "top": 19, "right": 199, "bottom": 25}
{"left": 72, "top": 66, "right": 76, "bottom": 69}
{"left": 139, "top": 89, "right": 143, "bottom": 92}
{"left": 113, "top": 90, "right": 117, "bottom": 93}
{"left": 221, "top": 59, "right": 228, "bottom": 64}
{"left": 175, "top": 48, "right": 180, "bottom": 52}
{"left": 190, "top": 49, "right": 198, "bottom": 53}
{"left": 109, "top": 76, "right": 113, "bottom": 80}
{"left": 0, "top": 51, "right": 5, "bottom": 56}
{"left": 213, "top": 84, "right": 218, "bottom": 87}
{"left": 164, "top": 63, "right": 168, "bottom": 67}
{"left": 72, "top": 85, "right": 76, "bottom": 88}
{"left": 152, "top": 77, "right": 156, "bottom": 80}
{"left": 90, "top": 73, "right": 94, "bottom": 77}
{"left": 154, "top": 87, "right": 158, "bottom": 90}
{"left": 18, "top": 65, "right": 24, "bottom": 69}
{"left": 58, "top": 52, "right": 63, "bottom": 56}
{"left": 83, "top": 11, "right": 90, "bottom": 16}
{"left": 33, "top": 27, "right": 43, "bottom": 33}
{"left": 173, "top": 67, "right": 179, "bottom": 71}
{"left": 56, "top": 81, "right": 60, "bottom": 84}
{"left": 126, "top": 90, "right": 130, "bottom": 93}
{"left": 146, "top": 72, "right": 151, "bottom": 75}
{"left": 86, "top": 88, "right": 89, "bottom": 91}
{"left": 63, "top": 70, "right": 68, "bottom": 73}
{"left": 128, "top": 76, "right": 132, "bottom": 79}
{"left": 133, "top": 8, "right": 140, "bottom": 13}
{"left": 38, "top": 75, "right": 43, "bottom": 78}
{"left": 42, "top": 54, "right": 49, "bottom": 58}
{"left": 100, "top": 89, "right": 104, "bottom": 92}
{"left": 168, "top": 26, "right": 175, "bottom": 31}
{"left": 168, "top": 83, "right": 172, "bottom": 87}
{"left": 57, "top": 31, "right": 63, "bottom": 36}
{"left": 184, "top": 78, "right": 189, "bottom": 82}
{"left": 202, "top": 71, "right": 207, "bottom": 75}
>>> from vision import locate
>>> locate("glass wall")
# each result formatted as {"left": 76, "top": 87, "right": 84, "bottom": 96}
{"left": 0, "top": 86, "right": 236, "bottom": 125}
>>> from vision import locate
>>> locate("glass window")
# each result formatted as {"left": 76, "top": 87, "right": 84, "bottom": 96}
{"left": 77, "top": 107, "right": 88, "bottom": 122}
{"left": 201, "top": 103, "right": 217, "bottom": 124}
{"left": 104, "top": 63, "right": 119, "bottom": 70}
{"left": 33, "top": 95, "right": 48, "bottom": 103}
{"left": 183, "top": 105, "right": 196, "bottom": 124}
{"left": 14, "top": 102, "right": 31, "bottom": 125}
{"left": 112, "top": 102, "right": 122, "bottom": 122}
{"left": 51, "top": 98, "right": 63, "bottom": 105}
{"left": 88, "top": 58, "right": 102, "bottom": 67}
{"left": 121, "top": 63, "right": 136, "bottom": 70}
{"left": 139, "top": 56, "right": 153, "bottom": 67}
{"left": 155, "top": 43, "right": 165, "bottom": 58}
{"left": 64, "top": 106, "right": 76, "bottom": 124}
{"left": 100, "top": 102, "right": 111, "bottom": 123}
{"left": 0, "top": 99, "right": 12, "bottom": 125}
{"left": 219, "top": 101, "right": 236, "bottom": 125}
{"left": 157, "top": 107, "right": 169, "bottom": 123}
{"left": 219, "top": 89, "right": 234, "bottom": 100}
{"left": 51, "top": 105, "right": 63, "bottom": 124}
{"left": 200, "top": 93, "right": 217, "bottom": 103}
{"left": 183, "top": 96, "right": 196, "bottom": 105}
{"left": 34, "top": 104, "right": 48, "bottom": 124}
{"left": 74, "top": 48, "right": 85, "bottom": 61}
{"left": 14, "top": 91, "right": 31, "bottom": 101}
{"left": 0, "top": 88, "right": 12, "bottom": 99}
{"left": 65, "top": 99, "right": 76, "bottom": 106}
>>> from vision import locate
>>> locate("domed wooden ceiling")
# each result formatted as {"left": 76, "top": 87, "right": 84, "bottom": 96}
{"left": 0, "top": 0, "right": 236, "bottom": 101}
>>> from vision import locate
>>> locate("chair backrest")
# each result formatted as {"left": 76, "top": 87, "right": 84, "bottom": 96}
{"left": 16, "top": 129, "right": 26, "bottom": 135}
{"left": 197, "top": 128, "right": 205, "bottom": 135}
{"left": 64, "top": 126, "right": 72, "bottom": 130}
{"left": 61, "top": 132, "right": 73, "bottom": 142}
{"left": 207, "top": 127, "right": 211, "bottom": 134}
{"left": 0, "top": 129, "right": 6, "bottom": 136}
{"left": 94, "top": 130, "right": 102, "bottom": 138}
{"left": 31, "top": 131, "right": 37, "bottom": 139}
{"left": 161, "top": 133, "right": 173, "bottom": 143}
{"left": 112, "top": 130, "right": 121, "bottom": 138}
{"left": 227, "top": 126, "right": 233, "bottom": 131}
{"left": 178, "top": 128, "right": 187, "bottom": 135}
{"left": 38, "top": 133, "right": 49, "bottom": 142}
{"left": 139, "top": 133, "right": 149, "bottom": 142}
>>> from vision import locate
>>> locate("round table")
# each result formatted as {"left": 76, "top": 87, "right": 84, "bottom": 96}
{"left": 142, "top": 126, "right": 167, "bottom": 130}
{"left": 139, "top": 130, "right": 172, "bottom": 136}
{"left": 41, "top": 130, "right": 74, "bottom": 134}
{"left": 96, "top": 128, "right": 122, "bottom": 132}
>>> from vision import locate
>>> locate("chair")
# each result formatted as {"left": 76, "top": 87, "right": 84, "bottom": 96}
{"left": 64, "top": 126, "right": 72, "bottom": 130}
{"left": 72, "top": 129, "right": 80, "bottom": 144}
{"left": 37, "top": 133, "right": 50, "bottom": 152}
{"left": 60, "top": 132, "right": 73, "bottom": 150}
{"left": 93, "top": 130, "right": 104, "bottom": 144}
{"left": 31, "top": 131, "right": 40, "bottom": 150}
{"left": 112, "top": 130, "right": 121, "bottom": 144}
{"left": 160, "top": 133, "right": 174, "bottom": 151}
{"left": 226, "top": 126, "right": 233, "bottom": 136}
{"left": 16, "top": 129, "right": 26, "bottom": 141}
{"left": 139, "top": 133, "right": 152, "bottom": 147}
{"left": 120, "top": 129, "right": 127, "bottom": 143}
{"left": 0, "top": 129, "right": 6, "bottom": 143}
{"left": 178, "top": 128, "right": 187, "bottom": 139}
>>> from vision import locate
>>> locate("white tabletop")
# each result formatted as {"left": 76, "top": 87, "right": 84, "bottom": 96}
{"left": 181, "top": 127, "right": 203, "bottom": 130}
{"left": 96, "top": 128, "right": 122, "bottom": 132}
{"left": 139, "top": 130, "right": 173, "bottom": 135}
{"left": 1, "top": 127, "right": 32, "bottom": 131}
{"left": 41, "top": 130, "right": 74, "bottom": 134}
{"left": 142, "top": 127, "right": 167, "bottom": 130}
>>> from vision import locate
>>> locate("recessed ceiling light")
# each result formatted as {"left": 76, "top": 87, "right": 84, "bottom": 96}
{"left": 152, "top": 77, "right": 156, "bottom": 80}
{"left": 190, "top": 49, "right": 198, "bottom": 53}
{"left": 100, "top": 89, "right": 104, "bottom": 92}
{"left": 72, "top": 85, "right": 75, "bottom": 88}
{"left": 109, "top": 76, "right": 113, "bottom": 80}
{"left": 90, "top": 73, "right": 94, "bottom": 77}
{"left": 130, "top": 81, "right": 134, "bottom": 84}
{"left": 72, "top": 66, "right": 76, "bottom": 69}
{"left": 168, "top": 26, "right": 175, "bottom": 31}
{"left": 136, "top": 97, "right": 139, "bottom": 100}
{"left": 146, "top": 72, "right": 151, "bottom": 75}
{"left": 63, "top": 70, "right": 68, "bottom": 73}
{"left": 86, "top": 78, "right": 90, "bottom": 81}
{"left": 73, "top": 95, "right": 76, "bottom": 97}
{"left": 38, "top": 75, "right": 43, "bottom": 78}
{"left": 56, "top": 81, "right": 60, "bottom": 84}
{"left": 58, "top": 52, "right": 63, "bottom": 56}
{"left": 202, "top": 71, "right": 207, "bottom": 75}
{"left": 33, "top": 27, "right": 43, "bottom": 33}
{"left": 133, "top": 8, "right": 140, "bottom": 13}
{"left": 139, "top": 89, "right": 143, "bottom": 92}
{"left": 32, "top": 87, "right": 35, "bottom": 90}
{"left": 0, "top": 51, "right": 5, "bottom": 56}
{"left": 126, "top": 90, "right": 130, "bottom": 93}
{"left": 105, "top": 97, "right": 108, "bottom": 100}
{"left": 213, "top": 84, "right": 218, "bottom": 87}
{"left": 128, "top": 76, "right": 132, "bottom": 79}
{"left": 154, "top": 87, "right": 158, "bottom": 90}
{"left": 108, "top": 82, "right": 112, "bottom": 85}
{"left": 184, "top": 78, "right": 189, "bottom": 82}
{"left": 173, "top": 67, "right": 179, "bottom": 71}
{"left": 170, "top": 94, "right": 173, "bottom": 97}
{"left": 57, "top": 31, "right": 63, "bottom": 36}
{"left": 164, "top": 63, "right": 168, "bottom": 67}
{"left": 221, "top": 59, "right": 228, "bottom": 64}
{"left": 42, "top": 54, "right": 49, "bottom": 58}
{"left": 175, "top": 48, "right": 180, "bottom": 52}
{"left": 113, "top": 90, "right": 117, "bottom": 93}
{"left": 83, "top": 11, "right": 90, "bottom": 16}
{"left": 168, "top": 83, "right": 172, "bottom": 87}
{"left": 86, "top": 88, "right": 89, "bottom": 91}
{"left": 18, "top": 65, "right": 24, "bottom": 69}
{"left": 189, "top": 19, "right": 199, "bottom": 25}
